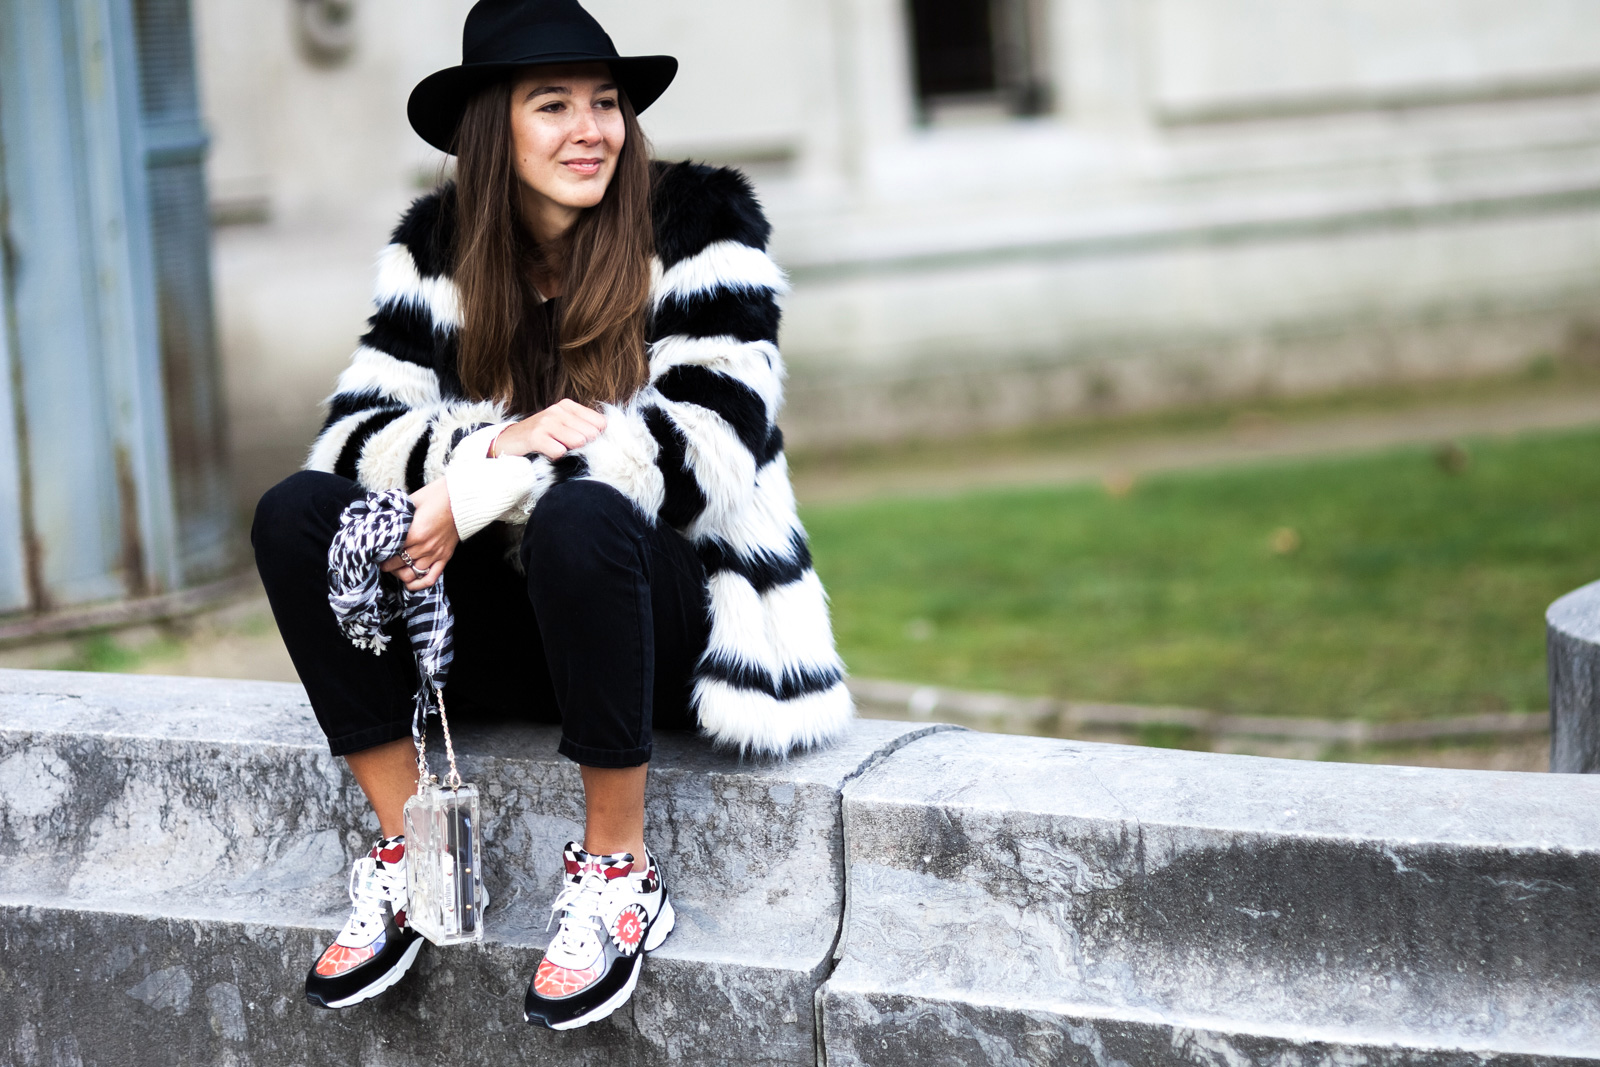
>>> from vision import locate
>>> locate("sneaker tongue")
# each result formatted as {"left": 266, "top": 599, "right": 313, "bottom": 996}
{"left": 562, "top": 842, "right": 634, "bottom": 883}
{"left": 370, "top": 835, "right": 406, "bottom": 868}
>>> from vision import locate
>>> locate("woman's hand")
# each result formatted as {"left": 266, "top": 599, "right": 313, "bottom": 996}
{"left": 380, "top": 480, "right": 459, "bottom": 591}
{"left": 490, "top": 398, "right": 606, "bottom": 459}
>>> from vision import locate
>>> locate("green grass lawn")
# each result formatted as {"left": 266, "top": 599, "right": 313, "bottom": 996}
{"left": 804, "top": 426, "right": 1600, "bottom": 722}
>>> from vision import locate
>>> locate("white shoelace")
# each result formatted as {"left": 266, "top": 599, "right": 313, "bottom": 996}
{"left": 545, "top": 872, "right": 617, "bottom": 962}
{"left": 341, "top": 856, "right": 404, "bottom": 941}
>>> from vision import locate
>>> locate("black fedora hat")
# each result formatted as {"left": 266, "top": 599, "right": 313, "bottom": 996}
{"left": 408, "top": 0, "right": 677, "bottom": 154}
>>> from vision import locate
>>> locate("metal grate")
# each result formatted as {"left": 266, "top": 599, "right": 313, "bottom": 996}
{"left": 908, "top": 0, "right": 1051, "bottom": 119}
{"left": 133, "top": 0, "right": 199, "bottom": 120}
{"left": 133, "top": 0, "right": 232, "bottom": 582}
{"left": 910, "top": 0, "right": 999, "bottom": 99}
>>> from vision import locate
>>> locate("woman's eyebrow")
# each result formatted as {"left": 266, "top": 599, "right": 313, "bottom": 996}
{"left": 525, "top": 83, "right": 619, "bottom": 101}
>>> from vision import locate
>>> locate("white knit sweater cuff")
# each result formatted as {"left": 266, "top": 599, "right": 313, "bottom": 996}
{"left": 445, "top": 456, "right": 539, "bottom": 541}
{"left": 453, "top": 421, "right": 515, "bottom": 462}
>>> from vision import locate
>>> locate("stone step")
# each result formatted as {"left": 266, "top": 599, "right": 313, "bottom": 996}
{"left": 821, "top": 729, "right": 1600, "bottom": 1065}
{"left": 0, "top": 668, "right": 941, "bottom": 1066}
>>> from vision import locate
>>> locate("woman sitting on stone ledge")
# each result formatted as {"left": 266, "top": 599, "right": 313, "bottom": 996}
{"left": 251, "top": 0, "right": 851, "bottom": 1030}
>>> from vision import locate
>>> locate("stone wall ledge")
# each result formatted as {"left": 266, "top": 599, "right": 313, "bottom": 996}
{"left": 0, "top": 669, "right": 944, "bottom": 1066}
{"left": 825, "top": 729, "right": 1600, "bottom": 1065}
{"left": 4, "top": 668, "right": 1599, "bottom": 1066}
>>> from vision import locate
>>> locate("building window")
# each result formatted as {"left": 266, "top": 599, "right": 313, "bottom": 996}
{"left": 908, "top": 0, "right": 1049, "bottom": 122}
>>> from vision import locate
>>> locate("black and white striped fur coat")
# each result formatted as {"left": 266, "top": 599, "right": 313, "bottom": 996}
{"left": 305, "top": 161, "right": 853, "bottom": 757}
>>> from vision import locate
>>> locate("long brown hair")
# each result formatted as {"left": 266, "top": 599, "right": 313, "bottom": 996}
{"left": 452, "top": 77, "right": 653, "bottom": 414}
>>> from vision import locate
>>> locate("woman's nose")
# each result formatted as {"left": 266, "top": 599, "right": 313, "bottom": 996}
{"left": 571, "top": 108, "right": 602, "bottom": 144}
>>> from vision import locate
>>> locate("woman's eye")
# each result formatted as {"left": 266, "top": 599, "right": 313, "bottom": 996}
{"left": 539, "top": 102, "right": 565, "bottom": 113}
{"left": 595, "top": 98, "right": 617, "bottom": 110}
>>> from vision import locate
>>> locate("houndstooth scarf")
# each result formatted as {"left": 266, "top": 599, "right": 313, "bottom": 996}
{"left": 327, "top": 489, "right": 454, "bottom": 745}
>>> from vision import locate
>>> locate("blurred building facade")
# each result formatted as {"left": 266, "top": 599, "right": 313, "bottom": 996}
{"left": 200, "top": 0, "right": 1600, "bottom": 501}
{"left": 0, "top": 0, "right": 231, "bottom": 620}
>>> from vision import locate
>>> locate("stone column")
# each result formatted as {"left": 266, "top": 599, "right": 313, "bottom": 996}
{"left": 1547, "top": 579, "right": 1600, "bottom": 772}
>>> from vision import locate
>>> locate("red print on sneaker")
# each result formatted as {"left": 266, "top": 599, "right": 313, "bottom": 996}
{"left": 534, "top": 960, "right": 601, "bottom": 997}
{"left": 611, "top": 904, "right": 646, "bottom": 954}
{"left": 315, "top": 941, "right": 379, "bottom": 977}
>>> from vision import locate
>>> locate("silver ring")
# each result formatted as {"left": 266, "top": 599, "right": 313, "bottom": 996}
{"left": 399, "top": 549, "right": 417, "bottom": 567}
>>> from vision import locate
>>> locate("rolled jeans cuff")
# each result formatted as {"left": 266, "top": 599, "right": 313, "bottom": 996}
{"left": 558, "top": 735, "right": 652, "bottom": 769}
{"left": 326, "top": 719, "right": 414, "bottom": 759}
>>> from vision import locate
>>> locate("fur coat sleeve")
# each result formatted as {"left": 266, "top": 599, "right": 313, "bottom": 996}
{"left": 304, "top": 160, "right": 854, "bottom": 756}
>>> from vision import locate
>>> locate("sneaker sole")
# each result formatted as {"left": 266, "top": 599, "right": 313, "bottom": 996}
{"left": 538, "top": 899, "right": 677, "bottom": 1031}
{"left": 318, "top": 935, "right": 425, "bottom": 1009}
{"left": 644, "top": 897, "right": 675, "bottom": 952}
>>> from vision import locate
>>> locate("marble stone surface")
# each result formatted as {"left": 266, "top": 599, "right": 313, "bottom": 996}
{"left": 822, "top": 730, "right": 1600, "bottom": 1065}
{"left": 0, "top": 668, "right": 946, "bottom": 1066}
{"left": 1548, "top": 580, "right": 1600, "bottom": 773}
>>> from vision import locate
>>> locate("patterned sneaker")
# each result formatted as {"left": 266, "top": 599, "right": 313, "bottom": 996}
{"left": 523, "top": 842, "right": 675, "bottom": 1030}
{"left": 305, "top": 836, "right": 423, "bottom": 1009}
{"left": 305, "top": 834, "right": 492, "bottom": 1009}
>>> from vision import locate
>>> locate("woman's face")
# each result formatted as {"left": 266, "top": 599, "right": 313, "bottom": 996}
{"left": 509, "top": 63, "right": 625, "bottom": 218}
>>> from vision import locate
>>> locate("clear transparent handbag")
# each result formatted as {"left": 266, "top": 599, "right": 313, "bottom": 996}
{"left": 403, "top": 688, "right": 486, "bottom": 946}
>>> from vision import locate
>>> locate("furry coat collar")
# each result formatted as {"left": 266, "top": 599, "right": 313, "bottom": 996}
{"left": 305, "top": 160, "right": 853, "bottom": 756}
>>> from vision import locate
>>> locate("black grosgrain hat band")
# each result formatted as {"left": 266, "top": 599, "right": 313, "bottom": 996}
{"left": 408, "top": 0, "right": 678, "bottom": 154}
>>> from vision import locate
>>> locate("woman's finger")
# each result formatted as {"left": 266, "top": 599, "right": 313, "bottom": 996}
{"left": 403, "top": 554, "right": 444, "bottom": 583}
{"left": 401, "top": 566, "right": 437, "bottom": 591}
{"left": 557, "top": 399, "right": 606, "bottom": 432}
{"left": 560, "top": 413, "right": 603, "bottom": 442}
{"left": 403, "top": 542, "right": 443, "bottom": 569}
{"left": 556, "top": 418, "right": 591, "bottom": 441}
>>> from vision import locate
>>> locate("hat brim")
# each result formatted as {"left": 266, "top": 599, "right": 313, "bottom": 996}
{"left": 408, "top": 54, "right": 678, "bottom": 154}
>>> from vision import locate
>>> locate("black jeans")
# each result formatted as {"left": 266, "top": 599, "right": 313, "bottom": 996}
{"left": 252, "top": 470, "right": 710, "bottom": 767}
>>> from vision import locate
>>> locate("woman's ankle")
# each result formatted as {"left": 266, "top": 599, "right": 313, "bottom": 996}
{"left": 582, "top": 836, "right": 648, "bottom": 871}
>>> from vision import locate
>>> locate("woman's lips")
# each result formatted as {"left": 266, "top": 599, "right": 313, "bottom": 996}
{"left": 562, "top": 158, "right": 603, "bottom": 176}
